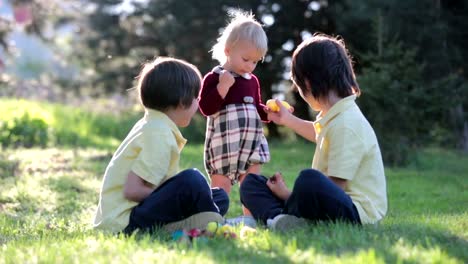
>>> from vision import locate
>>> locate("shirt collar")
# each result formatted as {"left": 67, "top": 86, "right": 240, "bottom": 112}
{"left": 145, "top": 109, "right": 187, "bottom": 148}
{"left": 212, "top": 65, "right": 252, "bottom": 80}
{"left": 314, "top": 95, "right": 357, "bottom": 134}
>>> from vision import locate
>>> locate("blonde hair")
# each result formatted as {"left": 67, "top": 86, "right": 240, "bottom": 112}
{"left": 211, "top": 10, "right": 268, "bottom": 64}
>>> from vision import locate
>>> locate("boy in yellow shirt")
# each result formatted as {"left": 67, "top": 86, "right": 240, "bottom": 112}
{"left": 93, "top": 57, "right": 228, "bottom": 234}
{"left": 240, "top": 34, "right": 387, "bottom": 230}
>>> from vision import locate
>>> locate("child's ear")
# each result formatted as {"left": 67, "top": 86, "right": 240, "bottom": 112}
{"left": 305, "top": 79, "right": 313, "bottom": 92}
{"left": 305, "top": 79, "right": 311, "bottom": 89}
{"left": 224, "top": 47, "right": 230, "bottom": 56}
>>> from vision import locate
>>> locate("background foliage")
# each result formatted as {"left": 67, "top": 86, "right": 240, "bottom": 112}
{"left": 1, "top": 0, "right": 467, "bottom": 165}
{"left": 0, "top": 99, "right": 139, "bottom": 149}
{"left": 0, "top": 98, "right": 209, "bottom": 149}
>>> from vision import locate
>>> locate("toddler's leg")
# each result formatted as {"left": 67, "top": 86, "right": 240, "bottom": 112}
{"left": 245, "top": 163, "right": 261, "bottom": 175}
{"left": 283, "top": 169, "right": 361, "bottom": 224}
{"left": 211, "top": 173, "right": 232, "bottom": 194}
{"left": 239, "top": 174, "right": 284, "bottom": 224}
{"left": 124, "top": 168, "right": 224, "bottom": 233}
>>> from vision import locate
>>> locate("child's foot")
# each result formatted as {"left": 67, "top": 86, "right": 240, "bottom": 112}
{"left": 164, "top": 212, "right": 224, "bottom": 232}
{"left": 225, "top": 215, "right": 257, "bottom": 228}
{"left": 266, "top": 214, "right": 308, "bottom": 232}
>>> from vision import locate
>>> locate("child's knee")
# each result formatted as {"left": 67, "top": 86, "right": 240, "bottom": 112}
{"left": 241, "top": 173, "right": 266, "bottom": 187}
{"left": 212, "top": 187, "right": 230, "bottom": 215}
{"left": 212, "top": 187, "right": 229, "bottom": 201}
{"left": 178, "top": 168, "right": 203, "bottom": 177}
{"left": 295, "top": 169, "right": 327, "bottom": 192}
{"left": 239, "top": 173, "right": 267, "bottom": 197}
{"left": 176, "top": 168, "right": 208, "bottom": 187}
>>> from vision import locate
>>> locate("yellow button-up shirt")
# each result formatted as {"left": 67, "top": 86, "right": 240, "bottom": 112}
{"left": 312, "top": 95, "right": 387, "bottom": 224}
{"left": 93, "top": 109, "right": 187, "bottom": 232}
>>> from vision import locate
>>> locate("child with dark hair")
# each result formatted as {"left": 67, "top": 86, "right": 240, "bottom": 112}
{"left": 240, "top": 34, "right": 387, "bottom": 230}
{"left": 93, "top": 57, "right": 228, "bottom": 234}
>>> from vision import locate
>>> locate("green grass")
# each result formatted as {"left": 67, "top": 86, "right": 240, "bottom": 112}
{"left": 0, "top": 99, "right": 467, "bottom": 263}
{"left": 0, "top": 145, "right": 467, "bottom": 263}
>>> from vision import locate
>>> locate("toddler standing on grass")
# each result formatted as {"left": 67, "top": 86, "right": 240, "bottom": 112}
{"left": 198, "top": 10, "right": 270, "bottom": 224}
{"left": 93, "top": 57, "right": 228, "bottom": 234}
{"left": 240, "top": 34, "right": 388, "bottom": 230}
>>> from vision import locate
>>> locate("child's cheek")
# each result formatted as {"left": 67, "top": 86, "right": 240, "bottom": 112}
{"left": 190, "top": 100, "right": 199, "bottom": 116}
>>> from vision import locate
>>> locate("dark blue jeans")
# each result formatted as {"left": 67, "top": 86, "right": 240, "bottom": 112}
{"left": 240, "top": 169, "right": 361, "bottom": 224}
{"left": 123, "top": 168, "right": 229, "bottom": 234}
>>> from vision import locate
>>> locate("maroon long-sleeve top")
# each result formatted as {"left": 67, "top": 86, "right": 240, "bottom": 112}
{"left": 198, "top": 71, "right": 268, "bottom": 122}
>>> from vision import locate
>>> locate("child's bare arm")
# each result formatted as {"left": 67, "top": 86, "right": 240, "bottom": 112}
{"left": 285, "top": 116, "right": 317, "bottom": 143}
{"left": 266, "top": 99, "right": 316, "bottom": 142}
{"left": 123, "top": 171, "right": 155, "bottom": 202}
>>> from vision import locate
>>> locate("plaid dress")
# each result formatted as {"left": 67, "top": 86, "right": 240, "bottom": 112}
{"left": 204, "top": 103, "right": 270, "bottom": 184}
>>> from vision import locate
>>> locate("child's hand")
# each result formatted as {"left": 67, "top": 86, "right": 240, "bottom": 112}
{"left": 217, "top": 70, "right": 235, "bottom": 98}
{"left": 265, "top": 99, "right": 292, "bottom": 112}
{"left": 264, "top": 99, "right": 294, "bottom": 126}
{"left": 267, "top": 172, "right": 291, "bottom": 201}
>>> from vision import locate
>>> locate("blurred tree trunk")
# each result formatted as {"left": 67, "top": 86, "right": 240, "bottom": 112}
{"left": 261, "top": 77, "right": 280, "bottom": 138}
{"left": 464, "top": 117, "right": 468, "bottom": 153}
{"left": 452, "top": 105, "right": 468, "bottom": 152}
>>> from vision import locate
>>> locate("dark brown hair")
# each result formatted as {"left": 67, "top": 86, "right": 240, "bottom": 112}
{"left": 291, "top": 34, "right": 360, "bottom": 100}
{"left": 137, "top": 57, "right": 201, "bottom": 111}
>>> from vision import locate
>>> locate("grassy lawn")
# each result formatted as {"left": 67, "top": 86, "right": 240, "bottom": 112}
{"left": 0, "top": 142, "right": 467, "bottom": 263}
{"left": 0, "top": 98, "right": 466, "bottom": 263}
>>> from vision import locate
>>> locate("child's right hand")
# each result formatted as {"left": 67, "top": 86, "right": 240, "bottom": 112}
{"left": 265, "top": 99, "right": 294, "bottom": 126}
{"left": 217, "top": 70, "right": 235, "bottom": 98}
{"left": 266, "top": 99, "right": 292, "bottom": 112}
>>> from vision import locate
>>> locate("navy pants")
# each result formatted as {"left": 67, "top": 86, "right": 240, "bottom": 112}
{"left": 240, "top": 169, "right": 361, "bottom": 224}
{"left": 123, "top": 168, "right": 229, "bottom": 234}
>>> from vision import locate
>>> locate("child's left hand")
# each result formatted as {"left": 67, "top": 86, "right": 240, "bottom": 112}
{"left": 267, "top": 172, "right": 291, "bottom": 201}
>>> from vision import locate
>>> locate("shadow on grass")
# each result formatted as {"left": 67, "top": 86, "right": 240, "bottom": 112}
{"left": 129, "top": 230, "right": 294, "bottom": 264}
{"left": 265, "top": 221, "right": 467, "bottom": 263}
{"left": 373, "top": 221, "right": 468, "bottom": 262}
{"left": 126, "top": 220, "right": 467, "bottom": 263}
